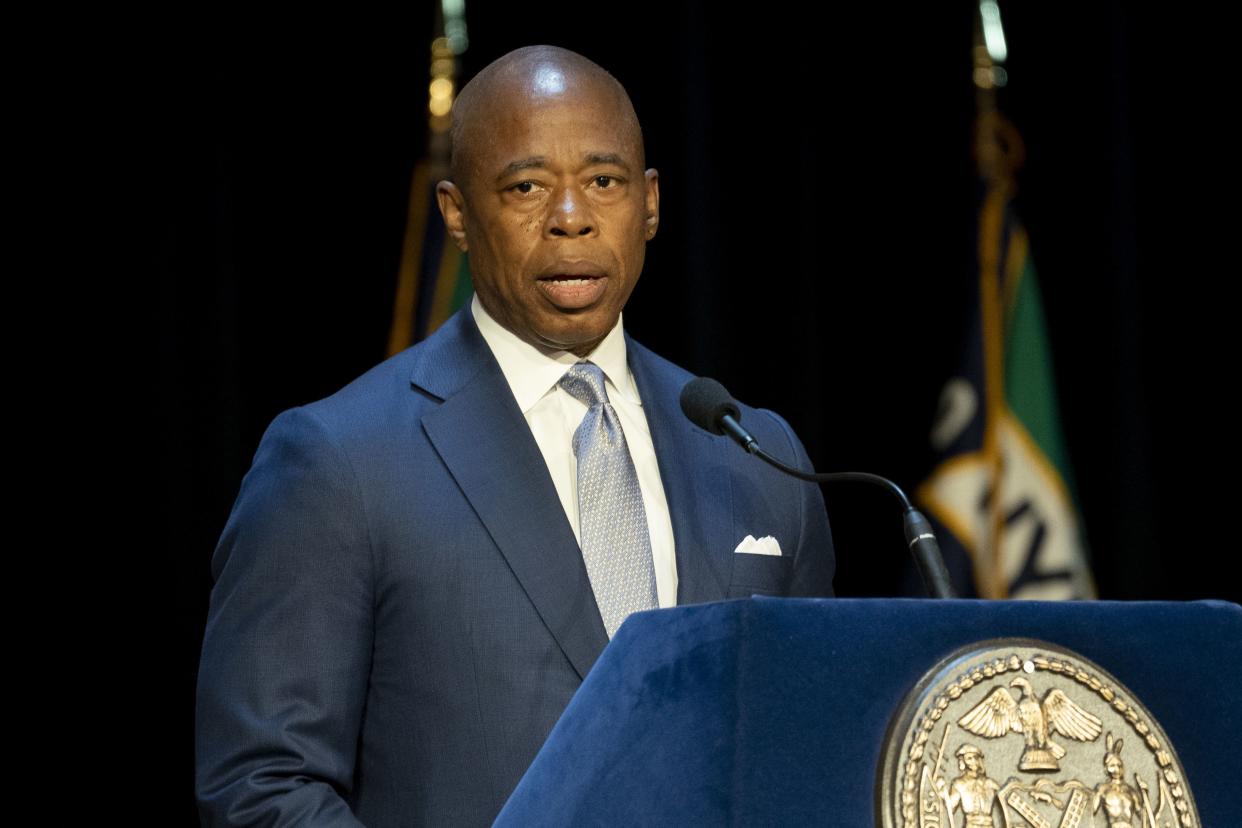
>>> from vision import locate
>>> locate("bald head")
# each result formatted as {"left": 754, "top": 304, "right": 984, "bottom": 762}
{"left": 449, "top": 46, "right": 645, "bottom": 191}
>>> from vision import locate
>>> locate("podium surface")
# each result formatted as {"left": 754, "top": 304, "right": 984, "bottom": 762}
{"left": 496, "top": 597, "right": 1240, "bottom": 826}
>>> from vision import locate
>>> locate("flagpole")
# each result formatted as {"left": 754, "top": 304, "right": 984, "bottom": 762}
{"left": 973, "top": 1, "right": 1022, "bottom": 598}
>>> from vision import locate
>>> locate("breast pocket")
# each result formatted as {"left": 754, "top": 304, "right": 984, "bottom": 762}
{"left": 727, "top": 552, "right": 793, "bottom": 598}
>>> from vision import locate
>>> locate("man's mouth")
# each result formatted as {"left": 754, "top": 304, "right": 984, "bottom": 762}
{"left": 540, "top": 275, "right": 600, "bottom": 285}
{"left": 537, "top": 266, "right": 608, "bottom": 309}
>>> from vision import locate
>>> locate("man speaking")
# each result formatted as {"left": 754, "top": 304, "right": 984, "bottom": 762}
{"left": 196, "top": 45, "right": 835, "bottom": 827}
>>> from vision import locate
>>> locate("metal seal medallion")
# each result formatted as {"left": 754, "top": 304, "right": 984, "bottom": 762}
{"left": 878, "top": 639, "right": 1198, "bottom": 828}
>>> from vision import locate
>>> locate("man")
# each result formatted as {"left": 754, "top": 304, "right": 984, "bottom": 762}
{"left": 935, "top": 744, "right": 1001, "bottom": 827}
{"left": 196, "top": 45, "right": 834, "bottom": 827}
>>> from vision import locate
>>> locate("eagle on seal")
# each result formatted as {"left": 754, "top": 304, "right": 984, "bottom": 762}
{"left": 957, "top": 677, "right": 1103, "bottom": 771}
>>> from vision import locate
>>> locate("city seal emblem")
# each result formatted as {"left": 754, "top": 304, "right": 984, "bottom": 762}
{"left": 878, "top": 640, "right": 1199, "bottom": 828}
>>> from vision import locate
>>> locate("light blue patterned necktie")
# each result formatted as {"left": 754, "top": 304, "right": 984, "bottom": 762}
{"left": 559, "top": 361, "right": 658, "bottom": 638}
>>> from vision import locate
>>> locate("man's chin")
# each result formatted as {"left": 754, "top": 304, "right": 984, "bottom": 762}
{"left": 533, "top": 319, "right": 615, "bottom": 357}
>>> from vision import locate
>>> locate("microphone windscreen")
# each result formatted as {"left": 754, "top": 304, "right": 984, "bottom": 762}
{"left": 679, "top": 377, "right": 741, "bottom": 435}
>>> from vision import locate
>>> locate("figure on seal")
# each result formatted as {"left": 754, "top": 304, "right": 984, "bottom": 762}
{"left": 1091, "top": 733, "right": 1147, "bottom": 828}
{"left": 935, "top": 743, "right": 1002, "bottom": 828}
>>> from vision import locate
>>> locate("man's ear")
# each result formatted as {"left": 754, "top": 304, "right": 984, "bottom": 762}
{"left": 643, "top": 168, "right": 660, "bottom": 240}
{"left": 436, "top": 181, "right": 469, "bottom": 251}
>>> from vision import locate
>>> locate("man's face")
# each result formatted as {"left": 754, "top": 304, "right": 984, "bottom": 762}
{"left": 962, "top": 752, "right": 981, "bottom": 774}
{"left": 439, "top": 77, "right": 659, "bottom": 356}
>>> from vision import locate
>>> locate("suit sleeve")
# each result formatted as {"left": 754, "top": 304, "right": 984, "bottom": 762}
{"left": 760, "top": 409, "right": 836, "bottom": 598}
{"left": 196, "top": 407, "right": 373, "bottom": 828}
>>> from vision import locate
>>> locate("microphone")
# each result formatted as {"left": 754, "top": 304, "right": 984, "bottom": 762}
{"left": 677, "top": 376, "right": 757, "bottom": 452}
{"left": 679, "top": 377, "right": 957, "bottom": 599}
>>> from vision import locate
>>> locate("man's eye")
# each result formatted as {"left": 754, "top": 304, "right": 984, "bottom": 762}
{"left": 593, "top": 175, "right": 618, "bottom": 188}
{"left": 512, "top": 181, "right": 536, "bottom": 194}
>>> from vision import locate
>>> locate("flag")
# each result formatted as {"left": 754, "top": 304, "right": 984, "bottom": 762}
{"left": 917, "top": 109, "right": 1095, "bottom": 600}
{"left": 387, "top": 157, "right": 472, "bottom": 354}
{"left": 387, "top": 26, "right": 472, "bottom": 355}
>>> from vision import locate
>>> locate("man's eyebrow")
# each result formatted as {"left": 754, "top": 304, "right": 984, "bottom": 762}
{"left": 496, "top": 157, "right": 549, "bottom": 181}
{"left": 494, "top": 153, "right": 633, "bottom": 182}
{"left": 584, "top": 152, "right": 631, "bottom": 171}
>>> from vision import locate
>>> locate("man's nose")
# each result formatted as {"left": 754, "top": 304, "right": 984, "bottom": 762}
{"left": 545, "top": 187, "right": 596, "bottom": 237}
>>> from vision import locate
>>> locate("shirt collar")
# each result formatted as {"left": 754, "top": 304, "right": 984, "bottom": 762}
{"left": 471, "top": 294, "right": 639, "bottom": 413}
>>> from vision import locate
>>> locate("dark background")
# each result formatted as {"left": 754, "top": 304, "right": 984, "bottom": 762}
{"left": 138, "top": 1, "right": 1237, "bottom": 820}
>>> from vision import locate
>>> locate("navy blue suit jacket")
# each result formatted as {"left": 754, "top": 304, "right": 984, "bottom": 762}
{"left": 196, "top": 307, "right": 835, "bottom": 827}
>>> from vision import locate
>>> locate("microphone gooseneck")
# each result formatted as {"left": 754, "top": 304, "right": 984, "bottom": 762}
{"left": 679, "top": 377, "right": 957, "bottom": 599}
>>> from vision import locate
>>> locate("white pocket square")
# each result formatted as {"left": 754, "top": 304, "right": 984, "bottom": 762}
{"left": 733, "top": 535, "right": 782, "bottom": 556}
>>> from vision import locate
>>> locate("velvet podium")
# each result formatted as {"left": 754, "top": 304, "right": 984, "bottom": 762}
{"left": 494, "top": 597, "right": 1240, "bottom": 826}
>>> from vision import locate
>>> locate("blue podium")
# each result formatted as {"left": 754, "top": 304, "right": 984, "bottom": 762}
{"left": 496, "top": 598, "right": 1240, "bottom": 826}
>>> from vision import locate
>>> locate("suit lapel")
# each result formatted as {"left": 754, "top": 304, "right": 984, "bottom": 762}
{"left": 627, "top": 339, "right": 734, "bottom": 606}
{"left": 412, "top": 310, "right": 608, "bottom": 680}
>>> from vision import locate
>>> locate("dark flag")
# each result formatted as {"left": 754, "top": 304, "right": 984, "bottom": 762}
{"left": 916, "top": 5, "right": 1095, "bottom": 599}
{"left": 388, "top": 18, "right": 472, "bottom": 354}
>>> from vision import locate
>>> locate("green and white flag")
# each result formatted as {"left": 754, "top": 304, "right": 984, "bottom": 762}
{"left": 918, "top": 111, "right": 1095, "bottom": 600}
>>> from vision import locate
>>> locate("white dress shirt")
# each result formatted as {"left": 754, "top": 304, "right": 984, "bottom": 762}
{"left": 471, "top": 295, "right": 678, "bottom": 609}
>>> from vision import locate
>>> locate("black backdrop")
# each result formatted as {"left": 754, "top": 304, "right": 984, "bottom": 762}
{"left": 145, "top": 2, "right": 1238, "bottom": 820}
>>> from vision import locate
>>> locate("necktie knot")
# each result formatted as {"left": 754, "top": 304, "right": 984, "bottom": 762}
{"left": 559, "top": 361, "right": 610, "bottom": 408}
